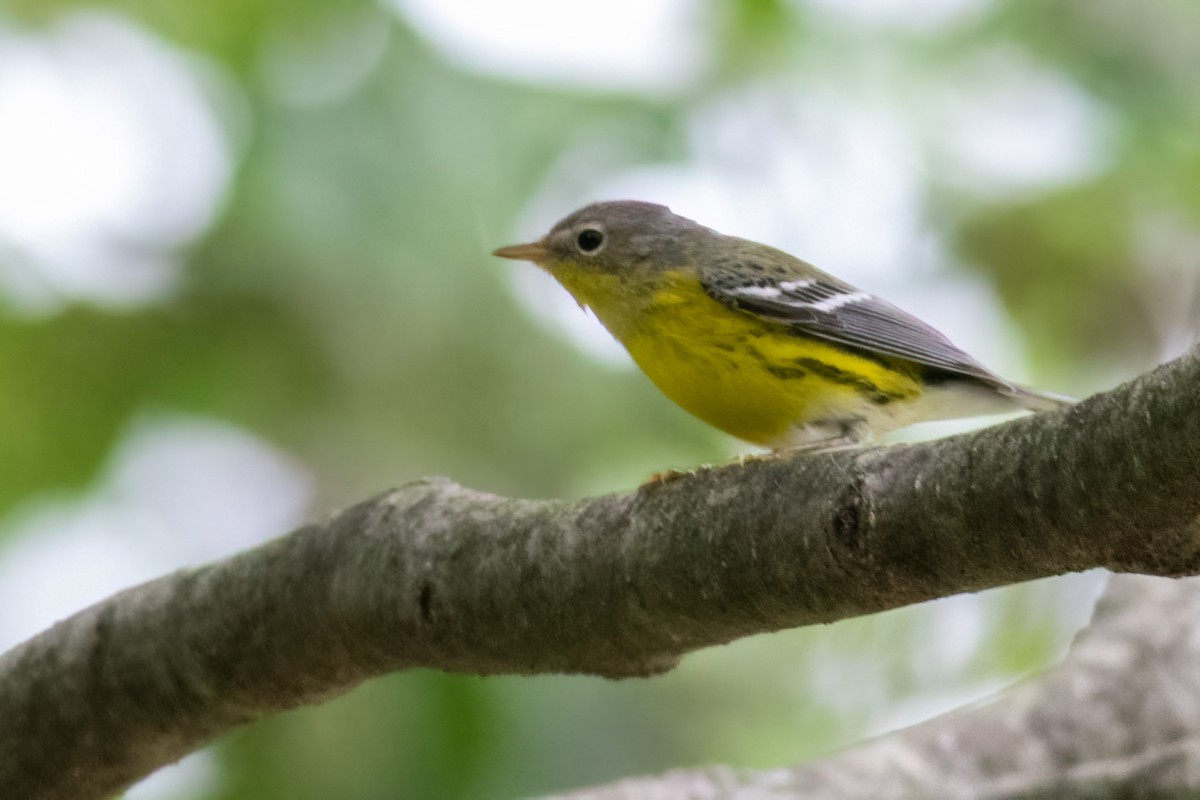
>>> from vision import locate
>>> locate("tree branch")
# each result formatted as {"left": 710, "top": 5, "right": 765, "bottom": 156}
{"left": 562, "top": 573, "right": 1200, "bottom": 799}
{"left": 1, "top": 345, "right": 1198, "bottom": 799}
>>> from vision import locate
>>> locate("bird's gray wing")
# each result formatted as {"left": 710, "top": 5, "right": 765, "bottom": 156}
{"left": 701, "top": 264, "right": 1010, "bottom": 387}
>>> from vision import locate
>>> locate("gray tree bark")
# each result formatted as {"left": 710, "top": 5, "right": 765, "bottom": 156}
{"left": 560, "top": 573, "right": 1200, "bottom": 800}
{"left": 0, "top": 345, "right": 1197, "bottom": 800}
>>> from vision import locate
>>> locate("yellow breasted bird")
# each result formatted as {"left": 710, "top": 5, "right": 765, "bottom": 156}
{"left": 494, "top": 201, "right": 1071, "bottom": 450}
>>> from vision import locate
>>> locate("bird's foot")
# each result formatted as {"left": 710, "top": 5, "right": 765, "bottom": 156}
{"left": 641, "top": 467, "right": 696, "bottom": 488}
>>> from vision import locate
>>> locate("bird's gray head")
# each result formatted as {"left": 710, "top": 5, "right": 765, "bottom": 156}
{"left": 493, "top": 200, "right": 714, "bottom": 278}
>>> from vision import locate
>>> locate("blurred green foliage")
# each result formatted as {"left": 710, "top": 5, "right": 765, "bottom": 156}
{"left": 0, "top": 0, "right": 1194, "bottom": 797}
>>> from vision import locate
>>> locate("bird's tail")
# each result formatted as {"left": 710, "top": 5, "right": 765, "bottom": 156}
{"left": 1003, "top": 383, "right": 1076, "bottom": 412}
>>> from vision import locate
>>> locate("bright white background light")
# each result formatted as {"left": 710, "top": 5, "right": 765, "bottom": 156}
{"left": 0, "top": 13, "right": 234, "bottom": 313}
{"left": 390, "top": 0, "right": 705, "bottom": 93}
{"left": 930, "top": 49, "right": 1116, "bottom": 194}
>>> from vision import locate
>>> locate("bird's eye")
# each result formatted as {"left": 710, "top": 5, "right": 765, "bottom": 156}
{"left": 576, "top": 228, "right": 605, "bottom": 254}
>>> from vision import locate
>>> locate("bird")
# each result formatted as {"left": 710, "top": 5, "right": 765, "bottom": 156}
{"left": 494, "top": 200, "right": 1071, "bottom": 450}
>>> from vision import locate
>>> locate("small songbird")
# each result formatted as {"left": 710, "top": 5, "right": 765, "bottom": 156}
{"left": 494, "top": 201, "right": 1071, "bottom": 450}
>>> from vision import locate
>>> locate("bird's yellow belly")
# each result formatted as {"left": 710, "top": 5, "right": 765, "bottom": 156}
{"left": 605, "top": 278, "right": 922, "bottom": 446}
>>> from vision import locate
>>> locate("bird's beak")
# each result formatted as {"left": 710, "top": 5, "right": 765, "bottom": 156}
{"left": 493, "top": 240, "right": 549, "bottom": 263}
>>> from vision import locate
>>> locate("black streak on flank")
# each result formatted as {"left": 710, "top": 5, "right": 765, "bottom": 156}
{"left": 766, "top": 365, "right": 808, "bottom": 380}
{"left": 746, "top": 344, "right": 907, "bottom": 405}
{"left": 793, "top": 358, "right": 904, "bottom": 405}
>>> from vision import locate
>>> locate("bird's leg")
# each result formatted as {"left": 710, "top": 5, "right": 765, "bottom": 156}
{"left": 642, "top": 421, "right": 869, "bottom": 488}
{"left": 774, "top": 418, "right": 871, "bottom": 456}
{"left": 777, "top": 437, "right": 863, "bottom": 455}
